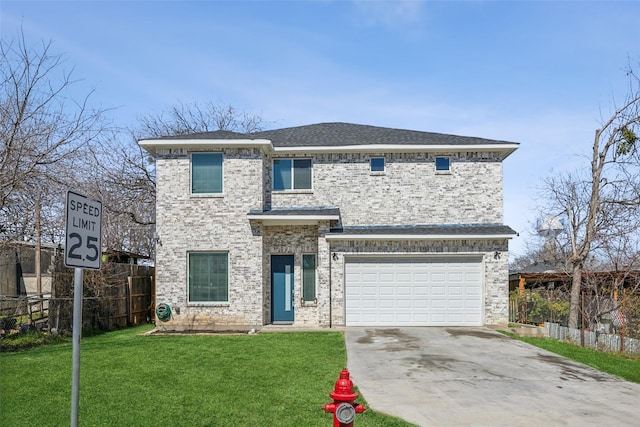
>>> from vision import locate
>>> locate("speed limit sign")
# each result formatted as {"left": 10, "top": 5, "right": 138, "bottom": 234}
{"left": 64, "top": 191, "right": 102, "bottom": 270}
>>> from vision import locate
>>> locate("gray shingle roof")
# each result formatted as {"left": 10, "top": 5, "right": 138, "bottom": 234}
{"left": 511, "top": 261, "right": 560, "bottom": 274}
{"left": 151, "top": 122, "right": 518, "bottom": 147}
{"left": 253, "top": 123, "right": 516, "bottom": 147}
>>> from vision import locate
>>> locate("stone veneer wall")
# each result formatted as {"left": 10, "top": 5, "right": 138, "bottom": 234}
{"left": 268, "top": 151, "right": 505, "bottom": 225}
{"left": 256, "top": 223, "right": 330, "bottom": 327}
{"left": 261, "top": 225, "right": 318, "bottom": 326}
{"left": 327, "top": 239, "right": 511, "bottom": 326}
{"left": 153, "top": 146, "right": 511, "bottom": 330}
{"left": 153, "top": 147, "right": 264, "bottom": 331}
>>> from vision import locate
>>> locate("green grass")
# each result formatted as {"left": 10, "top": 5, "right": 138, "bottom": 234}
{"left": 0, "top": 325, "right": 414, "bottom": 426}
{"left": 501, "top": 331, "right": 640, "bottom": 383}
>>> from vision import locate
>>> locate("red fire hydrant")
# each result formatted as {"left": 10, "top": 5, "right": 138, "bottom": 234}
{"left": 323, "top": 368, "right": 366, "bottom": 427}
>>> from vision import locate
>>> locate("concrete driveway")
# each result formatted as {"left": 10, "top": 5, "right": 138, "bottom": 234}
{"left": 345, "top": 327, "right": 640, "bottom": 427}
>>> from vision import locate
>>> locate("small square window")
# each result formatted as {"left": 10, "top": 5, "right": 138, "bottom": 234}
{"left": 370, "top": 157, "right": 385, "bottom": 172}
{"left": 435, "top": 157, "right": 450, "bottom": 172}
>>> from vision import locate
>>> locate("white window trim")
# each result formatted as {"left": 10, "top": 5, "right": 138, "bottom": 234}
{"left": 187, "top": 251, "right": 230, "bottom": 306}
{"left": 190, "top": 152, "right": 224, "bottom": 197}
{"left": 272, "top": 158, "right": 314, "bottom": 192}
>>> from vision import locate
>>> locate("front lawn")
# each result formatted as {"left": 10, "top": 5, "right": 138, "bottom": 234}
{"left": 0, "top": 325, "right": 413, "bottom": 426}
{"left": 501, "top": 332, "right": 640, "bottom": 383}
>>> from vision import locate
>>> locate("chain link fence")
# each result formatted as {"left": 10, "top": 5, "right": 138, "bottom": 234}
{"left": 510, "top": 285, "right": 639, "bottom": 340}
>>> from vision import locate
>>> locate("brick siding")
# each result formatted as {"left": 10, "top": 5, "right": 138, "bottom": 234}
{"left": 152, "top": 147, "right": 510, "bottom": 330}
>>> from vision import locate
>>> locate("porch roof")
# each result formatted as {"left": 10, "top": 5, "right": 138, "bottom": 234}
{"left": 247, "top": 206, "right": 340, "bottom": 225}
{"left": 325, "top": 223, "right": 517, "bottom": 240}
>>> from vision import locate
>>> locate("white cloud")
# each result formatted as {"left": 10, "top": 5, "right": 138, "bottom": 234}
{"left": 350, "top": 0, "right": 425, "bottom": 34}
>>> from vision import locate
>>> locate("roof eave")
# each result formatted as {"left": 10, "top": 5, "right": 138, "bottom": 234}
{"left": 138, "top": 138, "right": 273, "bottom": 155}
{"left": 325, "top": 233, "right": 517, "bottom": 241}
{"left": 272, "top": 143, "right": 519, "bottom": 155}
{"left": 247, "top": 214, "right": 340, "bottom": 225}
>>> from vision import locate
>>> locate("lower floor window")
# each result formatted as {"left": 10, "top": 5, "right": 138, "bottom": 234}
{"left": 302, "top": 254, "right": 316, "bottom": 302}
{"left": 188, "top": 252, "right": 228, "bottom": 302}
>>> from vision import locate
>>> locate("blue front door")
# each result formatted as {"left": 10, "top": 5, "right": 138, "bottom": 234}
{"left": 272, "top": 255, "right": 294, "bottom": 323}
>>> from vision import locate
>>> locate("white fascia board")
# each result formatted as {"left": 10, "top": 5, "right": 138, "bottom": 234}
{"left": 325, "top": 233, "right": 516, "bottom": 241}
{"left": 139, "top": 138, "right": 273, "bottom": 153}
{"left": 272, "top": 144, "right": 519, "bottom": 154}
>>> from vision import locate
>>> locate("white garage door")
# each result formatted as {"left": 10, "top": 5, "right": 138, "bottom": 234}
{"left": 345, "top": 257, "right": 483, "bottom": 326}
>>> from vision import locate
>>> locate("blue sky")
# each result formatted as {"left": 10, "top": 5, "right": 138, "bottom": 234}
{"left": 2, "top": 0, "right": 640, "bottom": 259}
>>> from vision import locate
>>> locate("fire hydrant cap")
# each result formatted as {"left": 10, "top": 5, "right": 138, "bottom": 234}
{"left": 329, "top": 368, "right": 359, "bottom": 401}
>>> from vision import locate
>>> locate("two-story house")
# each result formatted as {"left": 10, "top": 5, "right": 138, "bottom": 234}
{"left": 139, "top": 122, "right": 518, "bottom": 331}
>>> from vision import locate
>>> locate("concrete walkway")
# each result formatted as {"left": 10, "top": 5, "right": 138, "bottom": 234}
{"left": 345, "top": 327, "right": 640, "bottom": 427}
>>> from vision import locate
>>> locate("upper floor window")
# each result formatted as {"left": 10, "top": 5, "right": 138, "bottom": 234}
{"left": 191, "top": 152, "right": 223, "bottom": 194}
{"left": 370, "top": 157, "right": 385, "bottom": 172}
{"left": 273, "top": 158, "right": 312, "bottom": 190}
{"left": 435, "top": 156, "right": 451, "bottom": 173}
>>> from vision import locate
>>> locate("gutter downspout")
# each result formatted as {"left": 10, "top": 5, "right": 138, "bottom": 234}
{"left": 328, "top": 244, "right": 332, "bottom": 328}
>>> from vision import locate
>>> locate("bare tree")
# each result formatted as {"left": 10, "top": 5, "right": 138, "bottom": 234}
{"left": 136, "top": 101, "right": 266, "bottom": 138}
{"left": 88, "top": 102, "right": 267, "bottom": 257}
{"left": 539, "top": 65, "right": 640, "bottom": 329}
{"left": 0, "top": 31, "right": 106, "bottom": 245}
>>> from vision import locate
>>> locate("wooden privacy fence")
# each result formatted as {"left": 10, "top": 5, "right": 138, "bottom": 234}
{"left": 48, "top": 263, "right": 155, "bottom": 333}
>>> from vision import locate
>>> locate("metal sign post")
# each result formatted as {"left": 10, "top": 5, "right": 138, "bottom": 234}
{"left": 70, "top": 267, "right": 83, "bottom": 427}
{"left": 65, "top": 191, "right": 102, "bottom": 427}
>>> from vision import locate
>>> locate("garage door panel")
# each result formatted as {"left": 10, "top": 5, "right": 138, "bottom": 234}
{"left": 431, "top": 300, "right": 447, "bottom": 309}
{"left": 397, "top": 299, "right": 412, "bottom": 309}
{"left": 448, "top": 300, "right": 464, "bottom": 309}
{"left": 432, "top": 286, "right": 446, "bottom": 295}
{"left": 379, "top": 313, "right": 395, "bottom": 322}
{"left": 431, "top": 314, "right": 447, "bottom": 323}
{"left": 448, "top": 272, "right": 464, "bottom": 282}
{"left": 466, "top": 287, "right": 481, "bottom": 296}
{"left": 379, "top": 286, "right": 394, "bottom": 295}
{"left": 448, "top": 314, "right": 464, "bottom": 322}
{"left": 431, "top": 273, "right": 446, "bottom": 282}
{"left": 362, "top": 299, "right": 378, "bottom": 309}
{"left": 396, "top": 273, "right": 412, "bottom": 282}
{"left": 345, "top": 257, "right": 483, "bottom": 326}
{"left": 362, "top": 273, "right": 378, "bottom": 281}
{"left": 449, "top": 286, "right": 463, "bottom": 296}
{"left": 379, "top": 300, "right": 394, "bottom": 309}
{"left": 414, "top": 286, "right": 429, "bottom": 295}
{"left": 362, "top": 286, "right": 378, "bottom": 296}
{"left": 397, "top": 286, "right": 412, "bottom": 295}
{"left": 414, "top": 299, "right": 429, "bottom": 308}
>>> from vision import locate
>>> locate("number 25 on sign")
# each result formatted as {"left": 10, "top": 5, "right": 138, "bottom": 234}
{"left": 65, "top": 191, "right": 102, "bottom": 270}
